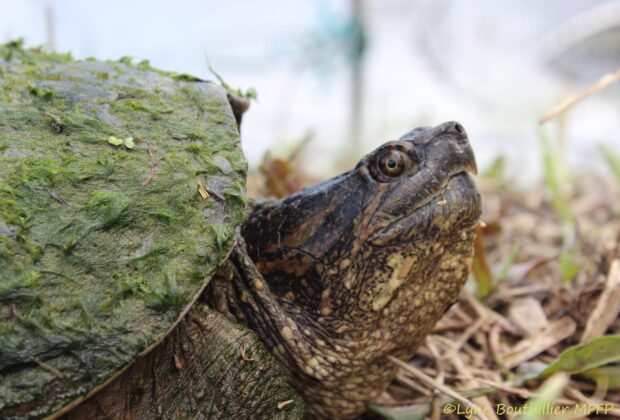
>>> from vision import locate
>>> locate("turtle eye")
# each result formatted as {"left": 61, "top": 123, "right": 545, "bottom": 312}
{"left": 378, "top": 150, "right": 408, "bottom": 177}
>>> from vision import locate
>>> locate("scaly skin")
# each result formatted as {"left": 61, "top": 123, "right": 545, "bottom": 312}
{"left": 209, "top": 122, "right": 481, "bottom": 419}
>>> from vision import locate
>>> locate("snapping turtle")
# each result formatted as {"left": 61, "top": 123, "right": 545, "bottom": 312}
{"left": 0, "top": 41, "right": 481, "bottom": 419}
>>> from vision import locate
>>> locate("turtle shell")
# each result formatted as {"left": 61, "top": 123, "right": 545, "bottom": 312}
{"left": 0, "top": 41, "right": 247, "bottom": 418}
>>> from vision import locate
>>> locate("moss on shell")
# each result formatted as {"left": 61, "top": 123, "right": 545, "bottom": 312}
{"left": 0, "top": 41, "right": 247, "bottom": 418}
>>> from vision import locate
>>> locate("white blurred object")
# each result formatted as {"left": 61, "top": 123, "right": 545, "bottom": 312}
{"left": 0, "top": 0, "right": 619, "bottom": 184}
{"left": 540, "top": 1, "right": 620, "bottom": 86}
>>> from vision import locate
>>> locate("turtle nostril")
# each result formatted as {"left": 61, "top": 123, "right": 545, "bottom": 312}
{"left": 453, "top": 123, "right": 464, "bottom": 135}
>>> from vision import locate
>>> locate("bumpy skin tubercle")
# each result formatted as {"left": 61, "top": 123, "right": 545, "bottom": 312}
{"left": 209, "top": 121, "right": 482, "bottom": 419}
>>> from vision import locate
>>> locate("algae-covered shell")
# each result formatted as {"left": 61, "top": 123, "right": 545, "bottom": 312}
{"left": 0, "top": 41, "right": 247, "bottom": 417}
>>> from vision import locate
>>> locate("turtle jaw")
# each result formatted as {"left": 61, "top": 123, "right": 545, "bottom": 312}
{"left": 368, "top": 170, "right": 481, "bottom": 246}
{"left": 344, "top": 170, "right": 479, "bottom": 320}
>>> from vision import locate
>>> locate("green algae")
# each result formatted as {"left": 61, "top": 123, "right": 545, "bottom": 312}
{"left": 0, "top": 41, "right": 247, "bottom": 418}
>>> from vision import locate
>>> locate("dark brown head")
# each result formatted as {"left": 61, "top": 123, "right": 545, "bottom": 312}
{"left": 246, "top": 121, "right": 479, "bottom": 318}
{"left": 240, "top": 121, "right": 481, "bottom": 417}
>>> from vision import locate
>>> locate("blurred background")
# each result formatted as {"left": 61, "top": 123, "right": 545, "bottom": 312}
{"left": 1, "top": 0, "right": 619, "bottom": 184}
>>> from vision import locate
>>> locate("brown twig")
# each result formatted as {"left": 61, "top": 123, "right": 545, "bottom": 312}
{"left": 580, "top": 259, "right": 620, "bottom": 343}
{"left": 499, "top": 316, "right": 576, "bottom": 369}
{"left": 565, "top": 386, "right": 620, "bottom": 418}
{"left": 395, "top": 373, "right": 433, "bottom": 397}
{"left": 455, "top": 376, "right": 531, "bottom": 399}
{"left": 205, "top": 187, "right": 225, "bottom": 201}
{"left": 30, "top": 356, "right": 64, "bottom": 378}
{"left": 143, "top": 143, "right": 165, "bottom": 187}
{"left": 539, "top": 68, "right": 620, "bottom": 124}
{"left": 389, "top": 356, "right": 490, "bottom": 420}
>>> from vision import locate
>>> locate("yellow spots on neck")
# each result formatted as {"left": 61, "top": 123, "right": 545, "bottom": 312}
{"left": 398, "top": 255, "right": 416, "bottom": 278}
{"left": 439, "top": 255, "right": 460, "bottom": 270}
{"left": 371, "top": 253, "right": 417, "bottom": 311}
{"left": 344, "top": 270, "right": 356, "bottom": 290}
{"left": 336, "top": 324, "right": 349, "bottom": 334}
{"left": 281, "top": 325, "right": 293, "bottom": 339}
{"left": 371, "top": 294, "right": 391, "bottom": 312}
{"left": 302, "top": 357, "right": 330, "bottom": 379}
{"left": 240, "top": 291, "right": 250, "bottom": 303}
{"left": 319, "top": 288, "right": 333, "bottom": 316}
{"left": 340, "top": 258, "right": 357, "bottom": 289}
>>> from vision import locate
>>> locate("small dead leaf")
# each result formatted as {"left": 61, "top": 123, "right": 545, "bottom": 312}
{"left": 143, "top": 170, "right": 154, "bottom": 187}
{"left": 45, "top": 112, "right": 65, "bottom": 134}
{"left": 9, "top": 303, "right": 18, "bottom": 323}
{"left": 143, "top": 157, "right": 164, "bottom": 187}
{"left": 240, "top": 343, "right": 256, "bottom": 362}
{"left": 277, "top": 400, "right": 294, "bottom": 410}
{"left": 197, "top": 182, "right": 209, "bottom": 200}
{"left": 506, "top": 257, "right": 555, "bottom": 285}
{"left": 508, "top": 297, "right": 549, "bottom": 336}
{"left": 116, "top": 91, "right": 135, "bottom": 100}
{"left": 171, "top": 132, "right": 188, "bottom": 140}
{"left": 260, "top": 153, "right": 303, "bottom": 198}
{"left": 173, "top": 353, "right": 183, "bottom": 370}
{"left": 47, "top": 189, "right": 68, "bottom": 205}
{"left": 481, "top": 220, "right": 501, "bottom": 234}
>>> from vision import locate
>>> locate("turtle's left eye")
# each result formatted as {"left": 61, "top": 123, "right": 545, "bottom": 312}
{"left": 378, "top": 150, "right": 408, "bottom": 177}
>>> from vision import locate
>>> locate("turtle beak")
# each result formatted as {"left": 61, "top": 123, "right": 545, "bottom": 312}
{"left": 462, "top": 144, "right": 478, "bottom": 176}
{"left": 431, "top": 121, "right": 478, "bottom": 177}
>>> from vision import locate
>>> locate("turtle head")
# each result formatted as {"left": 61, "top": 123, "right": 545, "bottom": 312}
{"left": 341, "top": 121, "right": 481, "bottom": 318}
{"left": 246, "top": 121, "right": 480, "bottom": 313}
{"left": 237, "top": 121, "right": 481, "bottom": 418}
